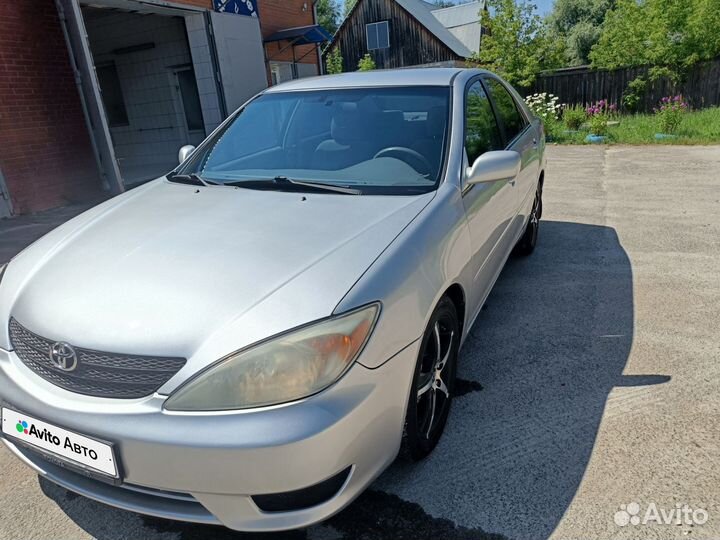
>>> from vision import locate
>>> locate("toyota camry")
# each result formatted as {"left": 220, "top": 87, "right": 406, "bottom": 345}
{"left": 0, "top": 68, "right": 545, "bottom": 531}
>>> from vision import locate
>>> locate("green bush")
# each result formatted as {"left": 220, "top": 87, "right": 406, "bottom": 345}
{"left": 326, "top": 47, "right": 343, "bottom": 74}
{"left": 357, "top": 54, "right": 376, "bottom": 71}
{"left": 622, "top": 77, "right": 646, "bottom": 112}
{"left": 563, "top": 105, "right": 586, "bottom": 130}
{"left": 588, "top": 113, "right": 609, "bottom": 136}
{"left": 655, "top": 95, "right": 688, "bottom": 134}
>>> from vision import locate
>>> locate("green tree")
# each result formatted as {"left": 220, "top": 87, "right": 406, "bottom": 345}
{"left": 590, "top": 0, "right": 720, "bottom": 76}
{"left": 546, "top": 0, "right": 614, "bottom": 65}
{"left": 326, "top": 47, "right": 344, "bottom": 74}
{"left": 344, "top": 0, "right": 357, "bottom": 16}
{"left": 316, "top": 0, "right": 340, "bottom": 36}
{"left": 357, "top": 53, "right": 376, "bottom": 71}
{"left": 471, "top": 0, "right": 562, "bottom": 88}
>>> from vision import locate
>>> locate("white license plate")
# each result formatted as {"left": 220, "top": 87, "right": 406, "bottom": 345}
{"left": 1, "top": 407, "right": 118, "bottom": 478}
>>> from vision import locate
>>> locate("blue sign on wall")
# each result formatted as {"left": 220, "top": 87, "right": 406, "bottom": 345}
{"left": 213, "top": 0, "right": 258, "bottom": 16}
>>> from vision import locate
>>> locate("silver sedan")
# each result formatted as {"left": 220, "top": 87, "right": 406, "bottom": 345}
{"left": 0, "top": 68, "right": 545, "bottom": 531}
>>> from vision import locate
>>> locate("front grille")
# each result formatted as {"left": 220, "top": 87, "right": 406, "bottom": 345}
{"left": 9, "top": 318, "right": 186, "bottom": 399}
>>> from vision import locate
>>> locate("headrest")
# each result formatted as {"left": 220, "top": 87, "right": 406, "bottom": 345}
{"left": 330, "top": 103, "right": 378, "bottom": 145}
{"left": 331, "top": 103, "right": 366, "bottom": 145}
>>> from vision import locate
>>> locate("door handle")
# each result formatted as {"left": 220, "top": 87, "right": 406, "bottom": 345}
{"left": 532, "top": 138, "right": 538, "bottom": 148}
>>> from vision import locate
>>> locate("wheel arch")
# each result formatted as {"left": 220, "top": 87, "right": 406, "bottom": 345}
{"left": 442, "top": 283, "right": 466, "bottom": 340}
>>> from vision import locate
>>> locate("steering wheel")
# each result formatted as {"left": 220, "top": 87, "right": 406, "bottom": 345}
{"left": 373, "top": 147, "right": 433, "bottom": 176}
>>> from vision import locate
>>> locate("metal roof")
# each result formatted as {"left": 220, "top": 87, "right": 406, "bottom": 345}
{"left": 431, "top": 1, "right": 483, "bottom": 28}
{"left": 431, "top": 2, "right": 483, "bottom": 54}
{"left": 264, "top": 67, "right": 468, "bottom": 92}
{"left": 264, "top": 24, "right": 332, "bottom": 45}
{"left": 394, "top": 0, "right": 474, "bottom": 57}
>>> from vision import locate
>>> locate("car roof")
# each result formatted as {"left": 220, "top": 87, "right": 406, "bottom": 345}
{"left": 263, "top": 68, "right": 482, "bottom": 93}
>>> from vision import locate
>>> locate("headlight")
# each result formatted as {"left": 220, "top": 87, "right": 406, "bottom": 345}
{"left": 164, "top": 303, "right": 379, "bottom": 411}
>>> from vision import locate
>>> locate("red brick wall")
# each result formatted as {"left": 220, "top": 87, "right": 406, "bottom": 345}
{"left": 257, "top": 0, "right": 320, "bottom": 81}
{"left": 0, "top": 0, "right": 102, "bottom": 215}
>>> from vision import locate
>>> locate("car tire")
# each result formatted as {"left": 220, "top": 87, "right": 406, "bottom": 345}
{"left": 400, "top": 296, "right": 459, "bottom": 461}
{"left": 514, "top": 184, "right": 542, "bottom": 256}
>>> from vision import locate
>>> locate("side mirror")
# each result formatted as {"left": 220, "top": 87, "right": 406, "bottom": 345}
{"left": 178, "top": 145, "right": 196, "bottom": 164}
{"left": 466, "top": 151, "right": 521, "bottom": 185}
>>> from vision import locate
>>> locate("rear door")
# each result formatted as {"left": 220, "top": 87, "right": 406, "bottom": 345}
{"left": 483, "top": 77, "right": 540, "bottom": 238}
{"left": 461, "top": 79, "right": 519, "bottom": 319}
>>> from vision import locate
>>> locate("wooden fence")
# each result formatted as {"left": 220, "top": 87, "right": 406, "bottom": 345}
{"left": 530, "top": 57, "right": 720, "bottom": 113}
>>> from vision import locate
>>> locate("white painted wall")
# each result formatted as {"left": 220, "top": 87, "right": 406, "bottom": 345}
{"left": 84, "top": 9, "right": 206, "bottom": 184}
{"left": 83, "top": 6, "right": 268, "bottom": 184}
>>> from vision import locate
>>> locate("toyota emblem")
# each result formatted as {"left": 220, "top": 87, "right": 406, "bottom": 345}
{"left": 49, "top": 342, "right": 78, "bottom": 372}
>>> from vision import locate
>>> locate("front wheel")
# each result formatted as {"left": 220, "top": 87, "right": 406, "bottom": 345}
{"left": 514, "top": 184, "right": 542, "bottom": 256}
{"left": 400, "top": 296, "right": 459, "bottom": 461}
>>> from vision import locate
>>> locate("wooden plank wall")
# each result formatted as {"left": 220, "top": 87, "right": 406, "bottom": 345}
{"left": 329, "top": 0, "right": 461, "bottom": 71}
{"left": 530, "top": 58, "right": 720, "bottom": 112}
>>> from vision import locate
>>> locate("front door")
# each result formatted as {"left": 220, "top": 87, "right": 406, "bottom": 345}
{"left": 461, "top": 79, "right": 519, "bottom": 320}
{"left": 483, "top": 77, "right": 540, "bottom": 238}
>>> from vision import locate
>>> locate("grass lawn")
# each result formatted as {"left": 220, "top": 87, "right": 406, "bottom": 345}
{"left": 548, "top": 106, "right": 720, "bottom": 145}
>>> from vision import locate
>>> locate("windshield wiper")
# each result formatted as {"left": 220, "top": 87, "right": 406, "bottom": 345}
{"left": 167, "top": 172, "right": 218, "bottom": 186}
{"left": 225, "top": 176, "right": 361, "bottom": 195}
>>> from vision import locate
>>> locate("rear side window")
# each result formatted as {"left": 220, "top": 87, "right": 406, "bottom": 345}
{"left": 465, "top": 81, "right": 503, "bottom": 164}
{"left": 485, "top": 79, "right": 527, "bottom": 144}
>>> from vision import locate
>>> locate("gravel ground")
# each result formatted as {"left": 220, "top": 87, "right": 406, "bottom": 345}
{"left": 1, "top": 145, "right": 719, "bottom": 540}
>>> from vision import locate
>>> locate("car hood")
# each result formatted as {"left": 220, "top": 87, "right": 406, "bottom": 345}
{"left": 0, "top": 180, "right": 433, "bottom": 389}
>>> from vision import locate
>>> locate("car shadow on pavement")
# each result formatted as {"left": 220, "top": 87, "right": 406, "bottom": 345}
{"left": 39, "top": 220, "right": 669, "bottom": 540}
{"left": 374, "top": 220, "right": 669, "bottom": 540}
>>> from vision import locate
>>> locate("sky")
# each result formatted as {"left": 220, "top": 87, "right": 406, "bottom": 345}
{"left": 533, "top": 0, "right": 554, "bottom": 16}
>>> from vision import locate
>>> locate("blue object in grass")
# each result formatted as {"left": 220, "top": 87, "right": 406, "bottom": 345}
{"left": 585, "top": 134, "right": 607, "bottom": 143}
{"left": 654, "top": 133, "right": 677, "bottom": 140}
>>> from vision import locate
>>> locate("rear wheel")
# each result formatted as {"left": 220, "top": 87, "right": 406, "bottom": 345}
{"left": 400, "top": 296, "right": 459, "bottom": 461}
{"left": 514, "top": 184, "right": 542, "bottom": 256}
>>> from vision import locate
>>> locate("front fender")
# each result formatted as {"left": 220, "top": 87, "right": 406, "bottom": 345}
{"left": 334, "top": 182, "right": 472, "bottom": 369}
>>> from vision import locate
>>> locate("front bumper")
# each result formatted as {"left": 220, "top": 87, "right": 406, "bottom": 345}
{"left": 0, "top": 341, "right": 419, "bottom": 531}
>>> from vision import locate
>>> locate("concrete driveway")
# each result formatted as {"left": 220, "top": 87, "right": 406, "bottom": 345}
{"left": 1, "top": 145, "right": 719, "bottom": 540}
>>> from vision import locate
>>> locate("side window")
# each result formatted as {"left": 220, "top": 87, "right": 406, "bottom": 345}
{"left": 465, "top": 81, "right": 503, "bottom": 164}
{"left": 485, "top": 79, "right": 527, "bottom": 143}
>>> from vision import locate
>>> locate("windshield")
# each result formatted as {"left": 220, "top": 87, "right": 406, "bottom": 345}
{"left": 178, "top": 86, "right": 451, "bottom": 195}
